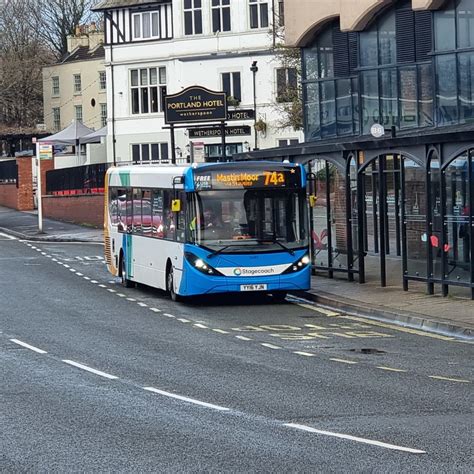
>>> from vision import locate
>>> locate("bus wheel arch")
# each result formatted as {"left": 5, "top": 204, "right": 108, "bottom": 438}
{"left": 120, "top": 251, "right": 134, "bottom": 288}
{"left": 166, "top": 260, "right": 180, "bottom": 302}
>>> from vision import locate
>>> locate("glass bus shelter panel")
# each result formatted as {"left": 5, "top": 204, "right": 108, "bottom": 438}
{"left": 330, "top": 164, "right": 349, "bottom": 271}
{"left": 430, "top": 158, "right": 443, "bottom": 280}
{"left": 404, "top": 159, "right": 427, "bottom": 279}
{"left": 384, "top": 155, "right": 402, "bottom": 258}
{"left": 362, "top": 161, "right": 379, "bottom": 256}
{"left": 444, "top": 153, "right": 471, "bottom": 284}
{"left": 311, "top": 160, "right": 330, "bottom": 268}
{"left": 349, "top": 158, "right": 359, "bottom": 273}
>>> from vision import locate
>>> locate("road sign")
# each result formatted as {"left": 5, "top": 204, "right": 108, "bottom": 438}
{"left": 189, "top": 126, "right": 251, "bottom": 138}
{"left": 38, "top": 144, "right": 53, "bottom": 160}
{"left": 227, "top": 109, "right": 255, "bottom": 121}
{"left": 164, "top": 86, "right": 227, "bottom": 124}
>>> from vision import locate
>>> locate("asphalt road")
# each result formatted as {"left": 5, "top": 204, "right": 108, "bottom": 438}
{"left": 1, "top": 233, "right": 473, "bottom": 472}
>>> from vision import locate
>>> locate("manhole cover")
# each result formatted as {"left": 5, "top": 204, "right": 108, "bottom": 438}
{"left": 349, "top": 348, "right": 387, "bottom": 355}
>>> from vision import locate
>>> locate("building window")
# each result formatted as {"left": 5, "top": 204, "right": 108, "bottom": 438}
{"left": 132, "top": 143, "right": 169, "bottom": 164}
{"left": 99, "top": 71, "right": 106, "bottom": 90}
{"left": 184, "top": 0, "right": 202, "bottom": 36}
{"left": 52, "top": 107, "right": 61, "bottom": 131}
{"left": 249, "top": 0, "right": 268, "bottom": 29}
{"left": 278, "top": 139, "right": 299, "bottom": 147}
{"left": 73, "top": 74, "right": 81, "bottom": 94}
{"left": 205, "top": 143, "right": 242, "bottom": 159}
{"left": 100, "top": 103, "right": 107, "bottom": 127}
{"left": 278, "top": 0, "right": 284, "bottom": 26}
{"left": 212, "top": 0, "right": 231, "bottom": 32}
{"left": 221, "top": 72, "right": 241, "bottom": 104}
{"left": 75, "top": 105, "right": 83, "bottom": 122}
{"left": 276, "top": 67, "right": 297, "bottom": 102}
{"left": 132, "top": 10, "right": 165, "bottom": 40}
{"left": 52, "top": 76, "right": 60, "bottom": 96}
{"left": 130, "top": 67, "right": 167, "bottom": 115}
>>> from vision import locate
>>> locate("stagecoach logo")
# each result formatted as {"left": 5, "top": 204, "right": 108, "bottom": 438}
{"left": 233, "top": 268, "right": 242, "bottom": 276}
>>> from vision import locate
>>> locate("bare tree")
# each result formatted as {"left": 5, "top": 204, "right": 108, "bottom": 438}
{"left": 31, "top": 0, "right": 99, "bottom": 58}
{"left": 0, "top": 0, "right": 54, "bottom": 128}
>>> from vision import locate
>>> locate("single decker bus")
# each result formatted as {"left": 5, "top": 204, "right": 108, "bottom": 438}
{"left": 104, "top": 161, "right": 310, "bottom": 301}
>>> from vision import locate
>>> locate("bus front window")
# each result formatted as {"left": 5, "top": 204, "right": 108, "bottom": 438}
{"left": 188, "top": 189, "right": 308, "bottom": 252}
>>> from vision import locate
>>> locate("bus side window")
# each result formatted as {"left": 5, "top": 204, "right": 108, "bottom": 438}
{"left": 163, "top": 190, "right": 176, "bottom": 240}
{"left": 125, "top": 188, "right": 133, "bottom": 233}
{"left": 109, "top": 187, "right": 118, "bottom": 225}
{"left": 142, "top": 189, "right": 152, "bottom": 236}
{"left": 132, "top": 188, "right": 142, "bottom": 234}
{"left": 176, "top": 191, "right": 186, "bottom": 242}
{"left": 117, "top": 188, "right": 127, "bottom": 232}
{"left": 152, "top": 189, "right": 164, "bottom": 238}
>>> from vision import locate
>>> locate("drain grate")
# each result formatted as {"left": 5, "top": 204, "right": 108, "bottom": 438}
{"left": 349, "top": 348, "right": 387, "bottom": 355}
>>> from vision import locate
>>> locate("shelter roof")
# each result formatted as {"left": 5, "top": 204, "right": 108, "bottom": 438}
{"left": 39, "top": 121, "right": 94, "bottom": 146}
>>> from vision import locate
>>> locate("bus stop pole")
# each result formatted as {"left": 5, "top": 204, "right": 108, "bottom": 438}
{"left": 36, "top": 144, "right": 43, "bottom": 233}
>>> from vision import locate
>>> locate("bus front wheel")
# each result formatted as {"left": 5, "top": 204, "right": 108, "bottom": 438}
{"left": 121, "top": 255, "right": 134, "bottom": 288}
{"left": 167, "top": 265, "right": 180, "bottom": 302}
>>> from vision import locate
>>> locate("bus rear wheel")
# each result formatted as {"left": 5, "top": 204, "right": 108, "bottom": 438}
{"left": 167, "top": 266, "right": 180, "bottom": 302}
{"left": 121, "top": 254, "right": 134, "bottom": 288}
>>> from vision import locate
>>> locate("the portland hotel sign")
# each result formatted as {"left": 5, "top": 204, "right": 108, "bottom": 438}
{"left": 164, "top": 86, "right": 227, "bottom": 124}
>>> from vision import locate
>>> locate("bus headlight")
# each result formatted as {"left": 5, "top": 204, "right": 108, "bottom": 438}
{"left": 282, "top": 254, "right": 311, "bottom": 274}
{"left": 185, "top": 252, "right": 224, "bottom": 276}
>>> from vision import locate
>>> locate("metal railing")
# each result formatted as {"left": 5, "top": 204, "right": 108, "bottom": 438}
{"left": 46, "top": 163, "right": 110, "bottom": 195}
{"left": 0, "top": 160, "right": 18, "bottom": 184}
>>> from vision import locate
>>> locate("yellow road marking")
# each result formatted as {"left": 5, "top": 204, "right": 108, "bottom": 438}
{"left": 428, "top": 375, "right": 471, "bottom": 383}
{"left": 330, "top": 358, "right": 358, "bottom": 365}
{"left": 296, "top": 303, "right": 339, "bottom": 316}
{"left": 377, "top": 366, "right": 408, "bottom": 373}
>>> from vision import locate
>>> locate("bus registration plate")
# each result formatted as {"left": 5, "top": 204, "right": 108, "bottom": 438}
{"left": 240, "top": 284, "right": 267, "bottom": 292}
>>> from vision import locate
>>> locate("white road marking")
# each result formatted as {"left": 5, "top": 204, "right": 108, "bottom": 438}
{"left": 57, "top": 262, "right": 64, "bottom": 265}
{"left": 429, "top": 375, "right": 471, "bottom": 383}
{"left": 261, "top": 343, "right": 281, "bottom": 350}
{"left": 107, "top": 289, "right": 117, "bottom": 293}
{"left": 212, "top": 329, "right": 229, "bottom": 334}
{"left": 330, "top": 358, "right": 358, "bottom": 365}
{"left": 83, "top": 276, "right": 90, "bottom": 280}
{"left": 377, "top": 366, "right": 408, "bottom": 373}
{"left": 90, "top": 280, "right": 98, "bottom": 284}
{"left": 178, "top": 318, "right": 190, "bottom": 323}
{"left": 235, "top": 335, "right": 252, "bottom": 341}
{"left": 143, "top": 387, "right": 229, "bottom": 411}
{"left": 41, "top": 252, "right": 47, "bottom": 256}
{"left": 10, "top": 339, "right": 47, "bottom": 354}
{"left": 117, "top": 293, "right": 126, "bottom": 297}
{"left": 63, "top": 264, "right": 70, "bottom": 268}
{"left": 98, "top": 284, "right": 107, "bottom": 288}
{"left": 137, "top": 302, "right": 148, "bottom": 307}
{"left": 76, "top": 272, "right": 83, "bottom": 276}
{"left": 293, "top": 351, "right": 316, "bottom": 357}
{"left": 194, "top": 323, "right": 208, "bottom": 329}
{"left": 62, "top": 360, "right": 118, "bottom": 380}
{"left": 284, "top": 423, "right": 426, "bottom": 454}
{"left": 163, "top": 313, "right": 175, "bottom": 318}
{"left": 126, "top": 297, "right": 136, "bottom": 301}
{"left": 150, "top": 308, "right": 162, "bottom": 313}
{"left": 52, "top": 258, "right": 58, "bottom": 262}
{"left": 70, "top": 269, "right": 77, "bottom": 273}
{"left": 0, "top": 232, "right": 16, "bottom": 240}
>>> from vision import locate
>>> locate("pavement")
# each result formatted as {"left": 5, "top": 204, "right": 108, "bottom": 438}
{"left": 1, "top": 205, "right": 472, "bottom": 340}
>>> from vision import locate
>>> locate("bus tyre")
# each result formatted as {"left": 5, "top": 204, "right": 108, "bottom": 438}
{"left": 272, "top": 291, "right": 287, "bottom": 302}
{"left": 121, "top": 255, "right": 134, "bottom": 288}
{"left": 167, "top": 266, "right": 180, "bottom": 302}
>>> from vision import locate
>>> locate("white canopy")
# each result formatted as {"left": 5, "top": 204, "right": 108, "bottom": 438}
{"left": 39, "top": 121, "right": 94, "bottom": 146}
{"left": 80, "top": 126, "right": 107, "bottom": 144}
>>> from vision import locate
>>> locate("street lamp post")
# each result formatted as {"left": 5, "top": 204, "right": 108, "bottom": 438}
{"left": 250, "top": 61, "right": 258, "bottom": 150}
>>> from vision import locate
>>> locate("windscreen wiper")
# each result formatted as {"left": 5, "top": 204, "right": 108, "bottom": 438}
{"left": 207, "top": 245, "right": 234, "bottom": 258}
{"left": 257, "top": 238, "right": 294, "bottom": 255}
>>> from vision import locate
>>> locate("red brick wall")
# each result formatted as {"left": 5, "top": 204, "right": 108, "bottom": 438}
{"left": 42, "top": 194, "right": 104, "bottom": 228}
{"left": 0, "top": 183, "right": 20, "bottom": 209}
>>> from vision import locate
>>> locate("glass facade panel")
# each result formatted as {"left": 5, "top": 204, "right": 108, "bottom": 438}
{"left": 304, "top": 83, "right": 320, "bottom": 140}
{"left": 457, "top": 0, "right": 474, "bottom": 48}
{"left": 436, "top": 54, "right": 458, "bottom": 125}
{"left": 418, "top": 63, "right": 434, "bottom": 127}
{"left": 399, "top": 67, "right": 418, "bottom": 129}
{"left": 380, "top": 68, "right": 398, "bottom": 128}
{"left": 360, "top": 27, "right": 378, "bottom": 67}
{"left": 320, "top": 81, "right": 336, "bottom": 138}
{"left": 434, "top": 2, "right": 456, "bottom": 51}
{"left": 459, "top": 52, "right": 474, "bottom": 123}
{"left": 303, "top": 45, "right": 318, "bottom": 81}
{"left": 361, "top": 70, "right": 379, "bottom": 135}
{"left": 378, "top": 12, "right": 396, "bottom": 65}
{"left": 336, "top": 79, "right": 352, "bottom": 136}
{"left": 317, "top": 29, "right": 334, "bottom": 79}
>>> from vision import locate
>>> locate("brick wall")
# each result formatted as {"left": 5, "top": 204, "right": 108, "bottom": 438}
{"left": 0, "top": 183, "right": 20, "bottom": 209}
{"left": 0, "top": 156, "right": 36, "bottom": 211}
{"left": 42, "top": 194, "right": 104, "bottom": 228}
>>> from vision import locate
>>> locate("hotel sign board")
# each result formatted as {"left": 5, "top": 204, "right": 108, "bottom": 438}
{"left": 189, "top": 126, "right": 251, "bottom": 138}
{"left": 164, "top": 86, "right": 227, "bottom": 124}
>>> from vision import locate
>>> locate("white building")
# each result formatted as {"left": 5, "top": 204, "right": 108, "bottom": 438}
{"left": 93, "top": 0, "right": 302, "bottom": 164}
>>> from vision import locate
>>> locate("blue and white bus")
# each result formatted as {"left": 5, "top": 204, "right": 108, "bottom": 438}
{"left": 104, "top": 162, "right": 310, "bottom": 301}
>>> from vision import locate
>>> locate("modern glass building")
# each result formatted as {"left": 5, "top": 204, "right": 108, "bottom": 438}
{"left": 238, "top": 0, "right": 474, "bottom": 299}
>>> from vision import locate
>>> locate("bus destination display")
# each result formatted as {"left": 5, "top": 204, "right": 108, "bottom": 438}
{"left": 194, "top": 168, "right": 300, "bottom": 190}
